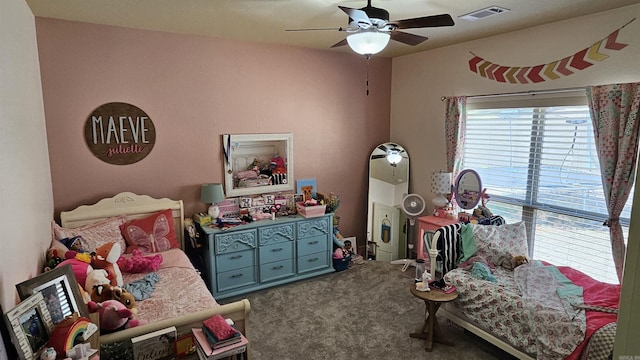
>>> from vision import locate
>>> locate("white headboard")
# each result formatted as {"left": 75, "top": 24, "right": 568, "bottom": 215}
{"left": 60, "top": 192, "right": 185, "bottom": 249}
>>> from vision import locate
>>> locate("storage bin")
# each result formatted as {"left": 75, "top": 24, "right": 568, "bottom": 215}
{"left": 296, "top": 202, "right": 327, "bottom": 218}
{"left": 333, "top": 255, "right": 351, "bottom": 272}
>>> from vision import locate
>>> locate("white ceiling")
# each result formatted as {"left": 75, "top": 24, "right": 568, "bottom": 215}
{"left": 25, "top": 0, "right": 640, "bottom": 58}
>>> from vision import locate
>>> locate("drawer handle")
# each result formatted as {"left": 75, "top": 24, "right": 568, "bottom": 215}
{"left": 230, "top": 273, "right": 244, "bottom": 278}
{"left": 308, "top": 257, "right": 319, "bottom": 262}
{"left": 271, "top": 248, "right": 283, "bottom": 252}
{"left": 309, "top": 241, "right": 319, "bottom": 245}
{"left": 273, "top": 265, "right": 284, "bottom": 270}
{"left": 230, "top": 255, "right": 243, "bottom": 260}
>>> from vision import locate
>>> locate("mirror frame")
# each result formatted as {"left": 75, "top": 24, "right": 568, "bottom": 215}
{"left": 454, "top": 169, "right": 482, "bottom": 210}
{"left": 223, "top": 133, "right": 294, "bottom": 197}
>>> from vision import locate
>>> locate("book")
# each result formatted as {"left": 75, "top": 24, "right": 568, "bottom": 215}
{"left": 192, "top": 328, "right": 248, "bottom": 360}
{"left": 131, "top": 326, "right": 177, "bottom": 360}
{"left": 202, "top": 326, "right": 241, "bottom": 349}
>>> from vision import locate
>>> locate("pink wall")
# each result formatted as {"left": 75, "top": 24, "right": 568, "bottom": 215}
{"left": 35, "top": 18, "right": 391, "bottom": 250}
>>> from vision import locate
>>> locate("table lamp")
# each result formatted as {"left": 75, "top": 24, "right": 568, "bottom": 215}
{"left": 201, "top": 183, "right": 225, "bottom": 219}
{"left": 431, "top": 171, "right": 452, "bottom": 208}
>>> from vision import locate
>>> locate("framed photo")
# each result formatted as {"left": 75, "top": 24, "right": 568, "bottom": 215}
{"left": 16, "top": 264, "right": 88, "bottom": 324}
{"left": 296, "top": 179, "right": 317, "bottom": 201}
{"left": 3, "top": 292, "right": 54, "bottom": 360}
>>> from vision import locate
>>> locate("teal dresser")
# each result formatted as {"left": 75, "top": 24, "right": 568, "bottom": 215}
{"left": 198, "top": 214, "right": 334, "bottom": 299}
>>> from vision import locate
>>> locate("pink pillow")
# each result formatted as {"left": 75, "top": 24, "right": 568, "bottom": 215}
{"left": 52, "top": 216, "right": 127, "bottom": 255}
{"left": 117, "top": 249, "right": 163, "bottom": 273}
{"left": 120, "top": 209, "right": 179, "bottom": 253}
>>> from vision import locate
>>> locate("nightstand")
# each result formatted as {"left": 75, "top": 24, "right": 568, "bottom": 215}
{"left": 416, "top": 215, "right": 458, "bottom": 259}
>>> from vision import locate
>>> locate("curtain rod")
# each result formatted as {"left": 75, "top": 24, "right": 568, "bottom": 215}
{"left": 440, "top": 86, "right": 586, "bottom": 101}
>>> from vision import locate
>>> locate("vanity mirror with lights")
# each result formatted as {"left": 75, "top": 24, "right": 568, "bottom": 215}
{"left": 366, "top": 143, "right": 409, "bottom": 262}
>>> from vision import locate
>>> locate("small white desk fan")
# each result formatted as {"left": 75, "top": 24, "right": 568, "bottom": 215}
{"left": 390, "top": 193, "right": 426, "bottom": 271}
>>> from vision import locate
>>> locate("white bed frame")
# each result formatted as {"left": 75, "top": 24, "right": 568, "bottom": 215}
{"left": 60, "top": 192, "right": 251, "bottom": 351}
{"left": 428, "top": 231, "right": 535, "bottom": 360}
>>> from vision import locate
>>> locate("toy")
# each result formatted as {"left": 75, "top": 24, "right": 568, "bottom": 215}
{"left": 90, "top": 284, "right": 137, "bottom": 313}
{"left": 57, "top": 258, "right": 93, "bottom": 289}
{"left": 44, "top": 248, "right": 64, "bottom": 272}
{"left": 85, "top": 269, "right": 110, "bottom": 295}
{"left": 117, "top": 249, "right": 163, "bottom": 273}
{"left": 92, "top": 242, "right": 123, "bottom": 287}
{"left": 512, "top": 255, "right": 529, "bottom": 268}
{"left": 59, "top": 236, "right": 89, "bottom": 253}
{"left": 40, "top": 347, "right": 56, "bottom": 360}
{"left": 87, "top": 300, "right": 142, "bottom": 334}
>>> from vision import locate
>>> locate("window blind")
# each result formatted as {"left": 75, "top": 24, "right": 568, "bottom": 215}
{"left": 462, "top": 93, "right": 633, "bottom": 284}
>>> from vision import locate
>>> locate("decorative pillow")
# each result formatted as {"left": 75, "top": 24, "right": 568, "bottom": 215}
{"left": 117, "top": 249, "right": 163, "bottom": 273}
{"left": 120, "top": 209, "right": 179, "bottom": 253}
{"left": 473, "top": 221, "right": 529, "bottom": 265}
{"left": 52, "top": 216, "right": 127, "bottom": 255}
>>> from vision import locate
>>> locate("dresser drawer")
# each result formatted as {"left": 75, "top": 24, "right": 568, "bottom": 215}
{"left": 217, "top": 249, "right": 255, "bottom": 273}
{"left": 258, "top": 223, "right": 294, "bottom": 246}
{"left": 297, "top": 252, "right": 329, "bottom": 274}
{"left": 297, "top": 235, "right": 328, "bottom": 257}
{"left": 296, "top": 217, "right": 330, "bottom": 239}
{"left": 260, "top": 258, "right": 294, "bottom": 282}
{"left": 260, "top": 242, "right": 293, "bottom": 264}
{"left": 215, "top": 230, "right": 257, "bottom": 255}
{"left": 217, "top": 267, "right": 257, "bottom": 292}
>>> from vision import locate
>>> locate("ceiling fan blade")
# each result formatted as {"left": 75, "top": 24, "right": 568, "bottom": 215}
{"left": 330, "top": 38, "right": 348, "bottom": 48}
{"left": 390, "top": 31, "right": 429, "bottom": 46}
{"left": 371, "top": 155, "right": 386, "bottom": 159}
{"left": 377, "top": 145, "right": 388, "bottom": 152}
{"left": 286, "top": 27, "right": 343, "bottom": 32}
{"left": 389, "top": 13, "right": 454, "bottom": 29}
{"left": 339, "top": 6, "right": 372, "bottom": 27}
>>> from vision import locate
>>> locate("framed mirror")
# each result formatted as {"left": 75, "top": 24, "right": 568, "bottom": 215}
{"left": 366, "top": 143, "right": 409, "bottom": 262}
{"left": 223, "top": 133, "right": 294, "bottom": 197}
{"left": 454, "top": 169, "right": 482, "bottom": 210}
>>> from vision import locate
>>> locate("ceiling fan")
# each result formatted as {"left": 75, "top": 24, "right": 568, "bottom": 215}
{"left": 287, "top": 0, "right": 454, "bottom": 55}
{"left": 371, "top": 143, "right": 406, "bottom": 165}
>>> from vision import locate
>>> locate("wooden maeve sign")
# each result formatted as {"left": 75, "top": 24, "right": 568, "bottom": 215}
{"left": 84, "top": 102, "right": 156, "bottom": 165}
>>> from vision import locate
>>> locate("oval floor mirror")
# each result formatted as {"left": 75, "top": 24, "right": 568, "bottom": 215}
{"left": 366, "top": 143, "right": 409, "bottom": 262}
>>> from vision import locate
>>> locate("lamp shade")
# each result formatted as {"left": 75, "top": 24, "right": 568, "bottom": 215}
{"left": 201, "top": 183, "right": 225, "bottom": 204}
{"left": 346, "top": 31, "right": 390, "bottom": 55}
{"left": 431, "top": 171, "right": 452, "bottom": 208}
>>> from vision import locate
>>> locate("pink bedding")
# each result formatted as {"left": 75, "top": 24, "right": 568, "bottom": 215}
{"left": 445, "top": 262, "right": 619, "bottom": 360}
{"left": 121, "top": 248, "right": 219, "bottom": 324}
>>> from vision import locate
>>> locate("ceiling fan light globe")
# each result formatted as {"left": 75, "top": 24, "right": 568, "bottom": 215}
{"left": 346, "top": 31, "right": 390, "bottom": 55}
{"left": 386, "top": 149, "right": 402, "bottom": 164}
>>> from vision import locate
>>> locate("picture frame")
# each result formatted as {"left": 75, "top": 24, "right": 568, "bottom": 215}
{"left": 16, "top": 264, "right": 89, "bottom": 324}
{"left": 296, "top": 179, "right": 317, "bottom": 200}
{"left": 3, "top": 292, "right": 54, "bottom": 360}
{"left": 223, "top": 133, "right": 294, "bottom": 197}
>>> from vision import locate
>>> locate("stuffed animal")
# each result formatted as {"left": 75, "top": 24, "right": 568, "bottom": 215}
{"left": 44, "top": 248, "right": 64, "bottom": 272}
{"left": 117, "top": 249, "right": 163, "bottom": 273}
{"left": 512, "top": 255, "right": 529, "bottom": 268}
{"left": 90, "top": 284, "right": 137, "bottom": 313}
{"left": 92, "top": 242, "right": 123, "bottom": 287}
{"left": 87, "top": 300, "right": 142, "bottom": 334}
{"left": 57, "top": 258, "right": 93, "bottom": 289}
{"left": 85, "top": 269, "right": 110, "bottom": 295}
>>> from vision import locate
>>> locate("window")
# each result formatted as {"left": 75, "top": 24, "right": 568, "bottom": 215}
{"left": 462, "top": 91, "right": 634, "bottom": 284}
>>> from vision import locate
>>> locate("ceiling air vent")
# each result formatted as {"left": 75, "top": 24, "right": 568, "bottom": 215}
{"left": 459, "top": 6, "right": 510, "bottom": 21}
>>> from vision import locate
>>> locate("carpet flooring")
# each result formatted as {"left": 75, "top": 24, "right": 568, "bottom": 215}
{"left": 220, "top": 260, "right": 519, "bottom": 360}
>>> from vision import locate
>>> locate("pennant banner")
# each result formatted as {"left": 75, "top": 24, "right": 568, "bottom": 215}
{"left": 468, "top": 18, "right": 635, "bottom": 84}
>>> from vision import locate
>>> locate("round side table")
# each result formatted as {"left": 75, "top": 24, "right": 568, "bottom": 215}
{"left": 409, "top": 284, "right": 458, "bottom": 351}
